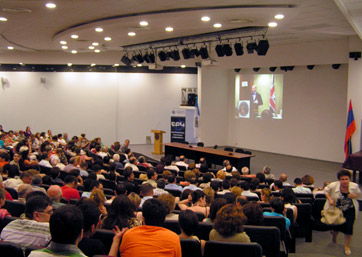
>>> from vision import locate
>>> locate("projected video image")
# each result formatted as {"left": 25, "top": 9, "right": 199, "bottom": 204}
{"left": 235, "top": 74, "right": 283, "bottom": 120}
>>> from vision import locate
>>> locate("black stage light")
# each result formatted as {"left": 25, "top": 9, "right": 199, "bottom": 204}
{"left": 182, "top": 48, "right": 191, "bottom": 59}
{"left": 256, "top": 39, "right": 269, "bottom": 56}
{"left": 307, "top": 65, "right": 315, "bottom": 70}
{"left": 287, "top": 66, "right": 294, "bottom": 71}
{"left": 144, "top": 53, "right": 155, "bottom": 63}
{"left": 246, "top": 42, "right": 257, "bottom": 54}
{"left": 199, "top": 47, "right": 209, "bottom": 59}
{"left": 134, "top": 54, "right": 144, "bottom": 63}
{"left": 190, "top": 48, "right": 200, "bottom": 58}
{"left": 158, "top": 51, "right": 167, "bottom": 61}
{"left": 121, "top": 55, "right": 131, "bottom": 66}
{"left": 222, "top": 44, "right": 233, "bottom": 56}
{"left": 269, "top": 67, "right": 277, "bottom": 72}
{"left": 170, "top": 50, "right": 180, "bottom": 61}
{"left": 332, "top": 64, "right": 341, "bottom": 70}
{"left": 215, "top": 44, "right": 225, "bottom": 57}
{"left": 349, "top": 52, "right": 361, "bottom": 60}
{"left": 253, "top": 67, "right": 260, "bottom": 72}
{"left": 234, "top": 43, "right": 244, "bottom": 56}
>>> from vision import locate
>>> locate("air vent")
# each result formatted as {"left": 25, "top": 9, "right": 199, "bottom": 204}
{"left": 229, "top": 18, "right": 254, "bottom": 24}
{"left": 2, "top": 8, "right": 31, "bottom": 13}
{"left": 127, "top": 26, "right": 151, "bottom": 31}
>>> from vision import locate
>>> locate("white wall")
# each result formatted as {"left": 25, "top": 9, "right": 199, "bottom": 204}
{"left": 0, "top": 71, "right": 197, "bottom": 145}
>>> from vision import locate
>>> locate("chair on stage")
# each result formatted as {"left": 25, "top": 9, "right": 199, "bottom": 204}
{"left": 235, "top": 148, "right": 245, "bottom": 153}
{"left": 224, "top": 147, "right": 233, "bottom": 152}
{"left": 197, "top": 142, "right": 204, "bottom": 147}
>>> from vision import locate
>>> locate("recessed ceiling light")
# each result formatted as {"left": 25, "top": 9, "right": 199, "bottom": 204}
{"left": 113, "top": 64, "right": 120, "bottom": 67}
{"left": 71, "top": 35, "right": 79, "bottom": 39}
{"left": 213, "top": 23, "right": 222, "bottom": 28}
{"left": 137, "top": 64, "right": 142, "bottom": 67}
{"left": 90, "top": 63, "right": 96, "bottom": 67}
{"left": 71, "top": 50, "right": 77, "bottom": 54}
{"left": 128, "top": 32, "right": 136, "bottom": 36}
{"left": 95, "top": 27, "right": 103, "bottom": 32}
{"left": 67, "top": 63, "right": 72, "bottom": 66}
{"left": 0, "top": 17, "right": 8, "bottom": 22}
{"left": 92, "top": 42, "right": 99, "bottom": 46}
{"left": 88, "top": 46, "right": 95, "bottom": 50}
{"left": 94, "top": 49, "right": 100, "bottom": 53}
{"left": 181, "top": 65, "right": 186, "bottom": 68}
{"left": 139, "top": 21, "right": 148, "bottom": 26}
{"left": 104, "top": 37, "right": 111, "bottom": 41}
{"left": 19, "top": 62, "right": 24, "bottom": 66}
{"left": 7, "top": 46, "right": 14, "bottom": 50}
{"left": 45, "top": 3, "right": 56, "bottom": 9}
{"left": 165, "top": 27, "right": 173, "bottom": 32}
{"left": 201, "top": 16, "right": 210, "bottom": 22}
{"left": 268, "top": 22, "right": 277, "bottom": 27}
{"left": 60, "top": 41, "right": 67, "bottom": 45}
{"left": 61, "top": 46, "right": 68, "bottom": 49}
{"left": 275, "top": 14, "right": 284, "bottom": 19}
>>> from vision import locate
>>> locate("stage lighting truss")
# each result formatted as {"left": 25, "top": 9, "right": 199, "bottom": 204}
{"left": 120, "top": 26, "right": 269, "bottom": 64}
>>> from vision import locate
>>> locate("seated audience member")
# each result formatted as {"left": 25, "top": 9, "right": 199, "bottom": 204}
{"left": 175, "top": 155, "right": 189, "bottom": 169}
{"left": 209, "top": 204, "right": 250, "bottom": 243}
{"left": 47, "top": 185, "right": 65, "bottom": 209}
{"left": 155, "top": 157, "right": 165, "bottom": 174}
{"left": 217, "top": 180, "right": 231, "bottom": 195}
{"left": 128, "top": 192, "right": 143, "bottom": 220}
{"left": 203, "top": 187, "right": 215, "bottom": 206}
{"left": 199, "top": 172, "right": 214, "bottom": 189}
{"left": 240, "top": 181, "right": 259, "bottom": 199}
{"left": 102, "top": 195, "right": 142, "bottom": 230}
{"left": 0, "top": 194, "right": 52, "bottom": 246}
{"left": 260, "top": 187, "right": 273, "bottom": 204}
{"left": 180, "top": 170, "right": 195, "bottom": 186}
{"left": 222, "top": 160, "right": 238, "bottom": 172}
{"left": 263, "top": 197, "right": 291, "bottom": 229}
{"left": 231, "top": 186, "right": 242, "bottom": 198}
{"left": 214, "top": 170, "right": 226, "bottom": 182}
{"left": 158, "top": 193, "right": 178, "bottom": 221}
{"left": 164, "top": 157, "right": 180, "bottom": 173}
{"left": 313, "top": 181, "right": 330, "bottom": 197}
{"left": 82, "top": 180, "right": 103, "bottom": 198}
{"left": 203, "top": 198, "right": 227, "bottom": 223}
{"left": 180, "top": 189, "right": 193, "bottom": 203}
{"left": 243, "top": 202, "right": 264, "bottom": 225}
{"left": 210, "top": 180, "right": 220, "bottom": 193}
{"left": 17, "top": 184, "right": 33, "bottom": 203}
{"left": 50, "top": 167, "right": 63, "bottom": 185}
{"left": 236, "top": 195, "right": 248, "bottom": 207}
{"left": 162, "top": 170, "right": 172, "bottom": 179}
{"left": 262, "top": 166, "right": 275, "bottom": 180}
{"left": 31, "top": 174, "right": 47, "bottom": 194}
{"left": 250, "top": 177, "right": 261, "bottom": 192}
{"left": 90, "top": 188, "right": 107, "bottom": 216}
{"left": 93, "top": 164, "right": 106, "bottom": 180}
{"left": 165, "top": 174, "right": 183, "bottom": 192}
{"left": 120, "top": 198, "right": 181, "bottom": 257}
{"left": 137, "top": 155, "right": 153, "bottom": 168}
{"left": 61, "top": 175, "right": 80, "bottom": 202}
{"left": 271, "top": 180, "right": 284, "bottom": 192}
{"left": 179, "top": 210, "right": 206, "bottom": 254}
{"left": 78, "top": 161, "right": 89, "bottom": 177}
{"left": 112, "top": 153, "right": 124, "bottom": 169}
{"left": 105, "top": 183, "right": 128, "bottom": 204}
{"left": 153, "top": 178, "right": 169, "bottom": 196}
{"left": 241, "top": 166, "right": 256, "bottom": 178}
{"left": 281, "top": 187, "right": 299, "bottom": 223}
{"left": 301, "top": 174, "right": 315, "bottom": 187}
{"left": 224, "top": 192, "right": 237, "bottom": 204}
{"left": 256, "top": 172, "right": 267, "bottom": 185}
{"left": 0, "top": 188, "right": 11, "bottom": 219}
{"left": 3, "top": 170, "right": 33, "bottom": 191}
{"left": 121, "top": 139, "right": 130, "bottom": 153}
{"left": 293, "top": 178, "right": 312, "bottom": 194}
{"left": 139, "top": 183, "right": 154, "bottom": 208}
{"left": 279, "top": 173, "right": 291, "bottom": 186}
{"left": 182, "top": 171, "right": 202, "bottom": 192}
{"left": 38, "top": 153, "right": 52, "bottom": 168}
{"left": 178, "top": 190, "right": 210, "bottom": 218}
{"left": 124, "top": 157, "right": 139, "bottom": 171}
{"left": 142, "top": 169, "right": 158, "bottom": 188}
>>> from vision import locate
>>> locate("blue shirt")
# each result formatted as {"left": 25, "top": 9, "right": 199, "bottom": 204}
{"left": 263, "top": 211, "right": 291, "bottom": 229}
{"left": 165, "top": 183, "right": 183, "bottom": 192}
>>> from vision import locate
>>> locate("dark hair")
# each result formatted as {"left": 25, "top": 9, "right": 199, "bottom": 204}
{"left": 50, "top": 205, "right": 84, "bottom": 244}
{"left": 115, "top": 183, "right": 127, "bottom": 195}
{"left": 209, "top": 198, "right": 227, "bottom": 221}
{"left": 223, "top": 192, "right": 236, "bottom": 204}
{"left": 210, "top": 181, "right": 220, "bottom": 192}
{"left": 337, "top": 170, "right": 351, "bottom": 180}
{"left": 256, "top": 173, "right": 265, "bottom": 183}
{"left": 281, "top": 188, "right": 296, "bottom": 204}
{"left": 191, "top": 190, "right": 205, "bottom": 204}
{"left": 147, "top": 169, "right": 156, "bottom": 179}
{"left": 167, "top": 174, "right": 176, "bottom": 183}
{"left": 274, "top": 180, "right": 283, "bottom": 189}
{"left": 243, "top": 202, "right": 264, "bottom": 225}
{"left": 180, "top": 189, "right": 193, "bottom": 201}
{"left": 250, "top": 178, "right": 260, "bottom": 190}
{"left": 270, "top": 198, "right": 285, "bottom": 214}
{"left": 239, "top": 181, "right": 250, "bottom": 191}
{"left": 222, "top": 180, "right": 230, "bottom": 190}
{"left": 142, "top": 199, "right": 167, "bottom": 226}
{"left": 76, "top": 198, "right": 101, "bottom": 232}
{"left": 140, "top": 183, "right": 153, "bottom": 196}
{"left": 89, "top": 180, "right": 100, "bottom": 190}
{"left": 202, "top": 172, "right": 213, "bottom": 183}
{"left": 64, "top": 175, "right": 77, "bottom": 184}
{"left": 157, "top": 178, "right": 166, "bottom": 189}
{"left": 179, "top": 210, "right": 199, "bottom": 236}
{"left": 124, "top": 169, "right": 133, "bottom": 180}
{"left": 102, "top": 195, "right": 135, "bottom": 230}
{"left": 214, "top": 204, "right": 246, "bottom": 237}
{"left": 50, "top": 167, "right": 61, "bottom": 179}
{"left": 25, "top": 194, "right": 52, "bottom": 219}
{"left": 293, "top": 178, "right": 302, "bottom": 185}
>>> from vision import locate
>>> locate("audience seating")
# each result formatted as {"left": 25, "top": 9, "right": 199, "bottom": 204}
{"left": 99, "top": 179, "right": 117, "bottom": 191}
{"left": 25, "top": 245, "right": 44, "bottom": 257}
{"left": 165, "top": 189, "right": 181, "bottom": 197}
{"left": 297, "top": 197, "right": 313, "bottom": 205}
{"left": 93, "top": 229, "right": 115, "bottom": 253}
{"left": 39, "top": 165, "right": 51, "bottom": 175}
{"left": 244, "top": 225, "right": 280, "bottom": 257}
{"left": 295, "top": 193, "right": 313, "bottom": 199}
{"left": 195, "top": 212, "right": 205, "bottom": 222}
{"left": 261, "top": 216, "right": 289, "bottom": 255}
{"left": 312, "top": 198, "right": 333, "bottom": 231}
{"left": 265, "top": 179, "right": 275, "bottom": 185}
{"left": 0, "top": 241, "right": 24, "bottom": 257}
{"left": 102, "top": 188, "right": 115, "bottom": 196}
{"left": 293, "top": 203, "right": 313, "bottom": 242}
{"left": 136, "top": 165, "right": 147, "bottom": 171}
{"left": 5, "top": 187, "right": 18, "bottom": 199}
{"left": 176, "top": 165, "right": 187, "bottom": 171}
{"left": 3, "top": 200, "right": 25, "bottom": 217}
{"left": 162, "top": 220, "right": 181, "bottom": 234}
{"left": 0, "top": 216, "right": 17, "bottom": 233}
{"left": 194, "top": 222, "right": 213, "bottom": 240}
{"left": 181, "top": 239, "right": 202, "bottom": 257}
{"left": 204, "top": 241, "right": 262, "bottom": 257}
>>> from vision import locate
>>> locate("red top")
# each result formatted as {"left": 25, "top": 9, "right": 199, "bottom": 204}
{"left": 5, "top": 190, "right": 13, "bottom": 201}
{"left": 61, "top": 186, "right": 80, "bottom": 202}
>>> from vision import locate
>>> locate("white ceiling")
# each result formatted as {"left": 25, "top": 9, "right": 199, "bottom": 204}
{"left": 0, "top": 0, "right": 361, "bottom": 66}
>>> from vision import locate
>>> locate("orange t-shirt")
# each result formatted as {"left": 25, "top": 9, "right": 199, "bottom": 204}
{"left": 120, "top": 225, "right": 181, "bottom": 257}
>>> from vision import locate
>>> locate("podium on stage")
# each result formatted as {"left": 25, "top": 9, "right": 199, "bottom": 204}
{"left": 151, "top": 130, "right": 166, "bottom": 154}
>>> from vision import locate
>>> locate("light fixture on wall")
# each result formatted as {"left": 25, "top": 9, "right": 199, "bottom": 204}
{"left": 307, "top": 65, "right": 315, "bottom": 70}
{"left": 332, "top": 64, "right": 341, "bottom": 70}
{"left": 269, "top": 67, "right": 277, "bottom": 72}
{"left": 253, "top": 67, "right": 260, "bottom": 72}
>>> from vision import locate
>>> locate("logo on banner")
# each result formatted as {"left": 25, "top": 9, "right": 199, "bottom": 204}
{"left": 171, "top": 116, "right": 186, "bottom": 142}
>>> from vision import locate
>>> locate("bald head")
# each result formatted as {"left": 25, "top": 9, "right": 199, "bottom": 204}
{"left": 241, "top": 166, "right": 249, "bottom": 175}
{"left": 18, "top": 184, "right": 32, "bottom": 199}
{"left": 47, "top": 185, "right": 62, "bottom": 202}
{"left": 279, "top": 173, "right": 288, "bottom": 182}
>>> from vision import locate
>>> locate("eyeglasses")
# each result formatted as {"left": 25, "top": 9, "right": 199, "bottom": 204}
{"left": 38, "top": 208, "right": 54, "bottom": 215}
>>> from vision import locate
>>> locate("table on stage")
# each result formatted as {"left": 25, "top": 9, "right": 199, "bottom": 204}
{"left": 164, "top": 142, "right": 254, "bottom": 170}
{"left": 343, "top": 150, "right": 362, "bottom": 184}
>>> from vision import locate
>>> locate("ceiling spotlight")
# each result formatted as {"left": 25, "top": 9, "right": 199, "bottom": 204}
{"left": 144, "top": 53, "right": 155, "bottom": 63}
{"left": 275, "top": 14, "right": 284, "bottom": 19}
{"left": 139, "top": 21, "right": 148, "bottom": 26}
{"left": 332, "top": 64, "right": 341, "bottom": 70}
{"left": 181, "top": 65, "right": 186, "bottom": 68}
{"left": 67, "top": 63, "right": 72, "bottom": 66}
{"left": 90, "top": 63, "right": 96, "bottom": 67}
{"left": 234, "top": 43, "right": 244, "bottom": 56}
{"left": 158, "top": 51, "right": 167, "bottom": 61}
{"left": 121, "top": 55, "right": 132, "bottom": 66}
{"left": 190, "top": 48, "right": 200, "bottom": 58}
{"left": 201, "top": 16, "right": 210, "bottom": 22}
{"left": 222, "top": 44, "right": 233, "bottom": 56}
{"left": 92, "top": 42, "right": 99, "bottom": 46}
{"left": 88, "top": 46, "right": 95, "bottom": 50}
{"left": 246, "top": 42, "right": 257, "bottom": 54}
{"left": 104, "top": 37, "right": 112, "bottom": 41}
{"left": 269, "top": 67, "right": 277, "bottom": 72}
{"left": 182, "top": 48, "right": 191, "bottom": 59}
{"left": 128, "top": 32, "right": 136, "bottom": 36}
{"left": 133, "top": 54, "right": 144, "bottom": 63}
{"left": 95, "top": 27, "right": 103, "bottom": 32}
{"left": 0, "top": 17, "right": 8, "bottom": 22}
{"left": 61, "top": 46, "right": 68, "bottom": 49}
{"left": 94, "top": 49, "right": 100, "bottom": 53}
{"left": 60, "top": 41, "right": 67, "bottom": 45}
{"left": 113, "top": 64, "right": 120, "bottom": 67}
{"left": 253, "top": 67, "right": 260, "bottom": 72}
{"left": 165, "top": 27, "right": 173, "bottom": 32}
{"left": 307, "top": 65, "right": 315, "bottom": 70}
{"left": 7, "top": 46, "right": 14, "bottom": 50}
{"left": 213, "top": 23, "right": 222, "bottom": 28}
{"left": 45, "top": 3, "right": 56, "bottom": 8}
{"left": 215, "top": 44, "right": 225, "bottom": 57}
{"left": 268, "top": 22, "right": 277, "bottom": 27}
{"left": 71, "top": 34, "right": 79, "bottom": 39}
{"left": 71, "top": 50, "right": 77, "bottom": 54}
{"left": 170, "top": 50, "right": 180, "bottom": 61}
{"left": 256, "top": 39, "right": 269, "bottom": 56}
{"left": 137, "top": 64, "right": 142, "bottom": 67}
{"left": 199, "top": 47, "right": 209, "bottom": 59}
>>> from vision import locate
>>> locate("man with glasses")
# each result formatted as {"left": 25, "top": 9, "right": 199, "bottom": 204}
{"left": 0, "top": 194, "right": 53, "bottom": 247}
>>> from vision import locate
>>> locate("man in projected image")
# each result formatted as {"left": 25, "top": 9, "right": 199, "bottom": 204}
{"left": 250, "top": 85, "right": 263, "bottom": 117}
